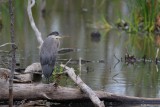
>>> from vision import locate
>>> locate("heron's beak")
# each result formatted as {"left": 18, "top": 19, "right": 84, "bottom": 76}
{"left": 55, "top": 36, "right": 62, "bottom": 39}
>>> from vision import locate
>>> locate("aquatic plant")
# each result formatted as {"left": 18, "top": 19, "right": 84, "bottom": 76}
{"left": 127, "top": 0, "right": 160, "bottom": 33}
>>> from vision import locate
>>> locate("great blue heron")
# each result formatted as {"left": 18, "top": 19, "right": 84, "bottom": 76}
{"left": 40, "top": 31, "right": 61, "bottom": 83}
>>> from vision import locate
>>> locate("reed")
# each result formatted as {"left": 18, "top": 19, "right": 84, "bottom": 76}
{"left": 128, "top": 0, "right": 159, "bottom": 32}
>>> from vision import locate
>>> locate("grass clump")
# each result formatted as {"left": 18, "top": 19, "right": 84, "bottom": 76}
{"left": 122, "top": 0, "right": 160, "bottom": 33}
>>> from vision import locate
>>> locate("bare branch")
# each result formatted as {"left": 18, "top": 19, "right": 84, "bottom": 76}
{"left": 0, "top": 43, "right": 16, "bottom": 48}
{"left": 61, "top": 64, "right": 105, "bottom": 107}
{"left": 27, "top": 0, "right": 43, "bottom": 48}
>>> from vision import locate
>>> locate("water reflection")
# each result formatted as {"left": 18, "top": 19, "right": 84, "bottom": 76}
{"left": 90, "top": 31, "right": 101, "bottom": 42}
{"left": 0, "top": 0, "right": 160, "bottom": 101}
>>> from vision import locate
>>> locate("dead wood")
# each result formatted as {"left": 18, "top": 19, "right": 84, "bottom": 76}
{"left": 27, "top": 0, "right": 104, "bottom": 106}
{"left": 0, "top": 64, "right": 160, "bottom": 105}
{"left": 25, "top": 63, "right": 105, "bottom": 107}
{"left": 0, "top": 63, "right": 105, "bottom": 107}
{"left": 0, "top": 67, "right": 38, "bottom": 83}
{"left": 27, "top": 0, "right": 43, "bottom": 48}
{"left": 61, "top": 64, "right": 105, "bottom": 107}
{"left": 0, "top": 83, "right": 160, "bottom": 105}
{"left": 58, "top": 48, "right": 75, "bottom": 54}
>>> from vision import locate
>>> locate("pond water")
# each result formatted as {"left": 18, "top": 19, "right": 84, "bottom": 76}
{"left": 1, "top": 0, "right": 160, "bottom": 106}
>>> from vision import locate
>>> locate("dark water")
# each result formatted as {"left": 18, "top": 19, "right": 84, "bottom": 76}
{"left": 0, "top": 0, "right": 160, "bottom": 106}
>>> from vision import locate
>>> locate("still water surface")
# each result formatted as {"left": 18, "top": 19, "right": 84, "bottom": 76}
{"left": 0, "top": 0, "right": 160, "bottom": 102}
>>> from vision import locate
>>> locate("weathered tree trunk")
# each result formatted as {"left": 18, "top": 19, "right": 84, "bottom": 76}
{"left": 0, "top": 83, "right": 160, "bottom": 105}
{"left": 1, "top": 65, "right": 160, "bottom": 106}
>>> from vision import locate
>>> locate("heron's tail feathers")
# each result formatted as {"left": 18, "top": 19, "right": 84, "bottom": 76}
{"left": 42, "top": 64, "right": 54, "bottom": 79}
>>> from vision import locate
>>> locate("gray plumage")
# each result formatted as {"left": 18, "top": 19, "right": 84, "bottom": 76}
{"left": 40, "top": 32, "right": 60, "bottom": 83}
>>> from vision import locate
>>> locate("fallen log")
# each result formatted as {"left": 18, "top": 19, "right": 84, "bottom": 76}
{"left": 24, "top": 63, "right": 105, "bottom": 107}
{"left": 0, "top": 83, "right": 160, "bottom": 105}
{"left": 0, "top": 83, "right": 99, "bottom": 101}
{"left": 0, "top": 63, "right": 105, "bottom": 107}
{"left": 1, "top": 65, "right": 160, "bottom": 106}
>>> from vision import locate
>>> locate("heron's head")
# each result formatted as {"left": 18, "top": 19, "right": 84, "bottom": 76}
{"left": 48, "top": 31, "right": 61, "bottom": 39}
